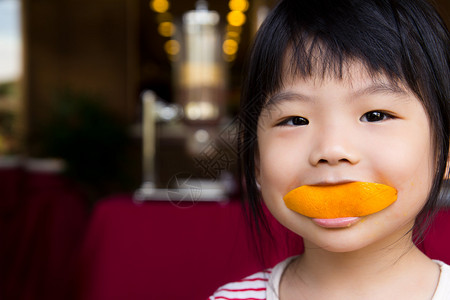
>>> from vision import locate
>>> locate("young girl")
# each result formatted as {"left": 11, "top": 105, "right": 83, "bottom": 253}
{"left": 210, "top": 0, "right": 450, "bottom": 299}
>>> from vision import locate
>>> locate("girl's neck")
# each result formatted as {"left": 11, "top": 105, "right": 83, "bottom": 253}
{"left": 280, "top": 230, "right": 440, "bottom": 299}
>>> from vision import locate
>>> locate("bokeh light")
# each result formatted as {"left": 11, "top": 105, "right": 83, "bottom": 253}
{"left": 227, "top": 11, "right": 246, "bottom": 27}
{"left": 164, "top": 39, "right": 180, "bottom": 56}
{"left": 222, "top": 39, "right": 238, "bottom": 55}
{"left": 150, "top": 0, "right": 169, "bottom": 13}
{"left": 229, "top": 0, "right": 249, "bottom": 12}
{"left": 158, "top": 21, "right": 176, "bottom": 37}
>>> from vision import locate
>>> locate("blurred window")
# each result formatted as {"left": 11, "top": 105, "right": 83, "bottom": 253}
{"left": 0, "top": 0, "right": 22, "bottom": 154}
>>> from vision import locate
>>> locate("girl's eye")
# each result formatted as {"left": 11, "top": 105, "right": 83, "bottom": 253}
{"left": 277, "top": 116, "right": 309, "bottom": 126}
{"left": 360, "top": 111, "right": 394, "bottom": 122}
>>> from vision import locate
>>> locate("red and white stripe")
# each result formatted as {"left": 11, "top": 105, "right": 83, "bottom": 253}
{"left": 209, "top": 270, "right": 272, "bottom": 300}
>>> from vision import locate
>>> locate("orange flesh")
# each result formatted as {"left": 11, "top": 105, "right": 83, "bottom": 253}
{"left": 283, "top": 182, "right": 397, "bottom": 219}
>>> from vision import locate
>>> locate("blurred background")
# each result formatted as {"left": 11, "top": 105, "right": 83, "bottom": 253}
{"left": 3, "top": 0, "right": 281, "bottom": 200}
{"left": 0, "top": 0, "right": 449, "bottom": 299}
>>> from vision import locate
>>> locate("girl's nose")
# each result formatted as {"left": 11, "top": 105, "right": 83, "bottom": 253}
{"left": 308, "top": 125, "right": 360, "bottom": 166}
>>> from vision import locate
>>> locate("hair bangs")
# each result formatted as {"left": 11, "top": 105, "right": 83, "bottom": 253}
{"left": 276, "top": 1, "right": 409, "bottom": 90}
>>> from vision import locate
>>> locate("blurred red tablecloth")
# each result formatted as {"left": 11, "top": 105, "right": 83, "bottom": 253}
{"left": 74, "top": 196, "right": 303, "bottom": 300}
{"left": 75, "top": 195, "right": 450, "bottom": 300}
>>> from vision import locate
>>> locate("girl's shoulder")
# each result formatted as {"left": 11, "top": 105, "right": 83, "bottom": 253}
{"left": 208, "top": 256, "right": 297, "bottom": 300}
{"left": 432, "top": 260, "right": 450, "bottom": 299}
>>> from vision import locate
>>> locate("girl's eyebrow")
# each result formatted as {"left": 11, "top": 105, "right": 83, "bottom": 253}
{"left": 351, "top": 81, "right": 408, "bottom": 98}
{"left": 265, "top": 91, "right": 310, "bottom": 109}
{"left": 265, "top": 81, "right": 408, "bottom": 109}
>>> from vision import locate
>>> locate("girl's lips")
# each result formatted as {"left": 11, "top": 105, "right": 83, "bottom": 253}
{"left": 312, "top": 217, "right": 361, "bottom": 228}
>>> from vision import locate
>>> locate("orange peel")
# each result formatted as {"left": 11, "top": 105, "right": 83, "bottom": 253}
{"left": 283, "top": 182, "right": 397, "bottom": 219}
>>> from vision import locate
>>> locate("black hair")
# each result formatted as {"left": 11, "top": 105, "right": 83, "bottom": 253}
{"left": 238, "top": 0, "right": 450, "bottom": 246}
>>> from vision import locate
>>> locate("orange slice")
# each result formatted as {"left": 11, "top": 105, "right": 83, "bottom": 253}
{"left": 283, "top": 182, "right": 397, "bottom": 219}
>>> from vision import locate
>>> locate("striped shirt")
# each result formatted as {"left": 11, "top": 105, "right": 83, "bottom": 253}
{"left": 208, "top": 257, "right": 295, "bottom": 300}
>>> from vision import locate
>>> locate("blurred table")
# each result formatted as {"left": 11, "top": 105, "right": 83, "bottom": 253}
{"left": 75, "top": 196, "right": 303, "bottom": 300}
{"left": 75, "top": 195, "right": 450, "bottom": 300}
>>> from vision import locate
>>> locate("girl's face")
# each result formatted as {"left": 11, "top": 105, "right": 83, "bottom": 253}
{"left": 255, "top": 64, "right": 434, "bottom": 253}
